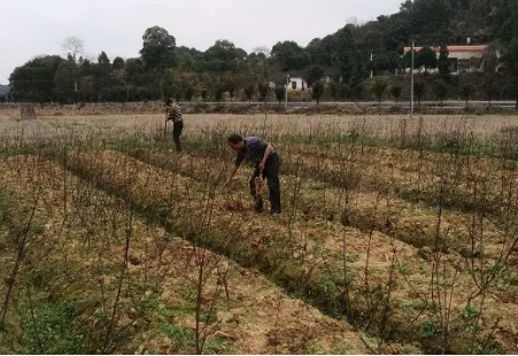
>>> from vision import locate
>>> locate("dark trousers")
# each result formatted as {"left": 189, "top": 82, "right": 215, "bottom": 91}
{"left": 249, "top": 152, "right": 281, "bottom": 214}
{"left": 172, "top": 121, "right": 183, "bottom": 152}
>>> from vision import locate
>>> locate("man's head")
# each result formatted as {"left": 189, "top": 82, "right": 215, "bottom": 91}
{"left": 165, "top": 98, "right": 173, "bottom": 107}
{"left": 227, "top": 133, "right": 245, "bottom": 151}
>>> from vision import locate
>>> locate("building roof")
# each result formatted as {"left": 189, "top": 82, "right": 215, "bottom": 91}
{"left": 403, "top": 45, "right": 488, "bottom": 54}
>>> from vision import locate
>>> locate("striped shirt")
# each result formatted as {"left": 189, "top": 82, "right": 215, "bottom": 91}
{"left": 166, "top": 104, "right": 183, "bottom": 123}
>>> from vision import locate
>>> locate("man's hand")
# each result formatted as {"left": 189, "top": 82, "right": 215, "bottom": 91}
{"left": 258, "top": 160, "right": 266, "bottom": 173}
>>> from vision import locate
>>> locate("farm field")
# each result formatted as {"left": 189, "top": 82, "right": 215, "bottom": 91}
{"left": 0, "top": 113, "right": 517, "bottom": 354}
{"left": 2, "top": 113, "right": 518, "bottom": 141}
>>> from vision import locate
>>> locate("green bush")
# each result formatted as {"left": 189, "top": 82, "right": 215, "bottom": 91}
{"left": 22, "top": 301, "right": 87, "bottom": 354}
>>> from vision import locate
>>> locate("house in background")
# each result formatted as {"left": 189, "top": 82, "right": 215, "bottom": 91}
{"left": 403, "top": 44, "right": 499, "bottom": 74}
{"left": 286, "top": 77, "right": 307, "bottom": 93}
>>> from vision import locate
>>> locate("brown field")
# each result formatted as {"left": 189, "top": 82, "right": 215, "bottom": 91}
{"left": 0, "top": 113, "right": 517, "bottom": 354}
{"left": 1, "top": 113, "right": 518, "bottom": 141}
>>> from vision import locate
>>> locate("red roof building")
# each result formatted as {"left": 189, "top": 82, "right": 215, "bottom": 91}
{"left": 403, "top": 45, "right": 488, "bottom": 60}
{"left": 403, "top": 44, "right": 496, "bottom": 73}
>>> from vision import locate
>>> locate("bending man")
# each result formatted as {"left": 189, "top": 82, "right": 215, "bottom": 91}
{"left": 225, "top": 134, "right": 281, "bottom": 215}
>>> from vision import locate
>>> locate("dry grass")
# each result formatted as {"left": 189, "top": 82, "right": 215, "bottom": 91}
{"left": 1, "top": 113, "right": 518, "bottom": 143}
{"left": 0, "top": 155, "right": 369, "bottom": 354}
{"left": 0, "top": 112, "right": 517, "bottom": 354}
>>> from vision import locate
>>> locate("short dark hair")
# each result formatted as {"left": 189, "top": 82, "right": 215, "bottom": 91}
{"left": 165, "top": 98, "right": 173, "bottom": 106}
{"left": 227, "top": 133, "right": 243, "bottom": 144}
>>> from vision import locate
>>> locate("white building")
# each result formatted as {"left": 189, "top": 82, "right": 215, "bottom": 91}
{"left": 286, "top": 77, "right": 307, "bottom": 92}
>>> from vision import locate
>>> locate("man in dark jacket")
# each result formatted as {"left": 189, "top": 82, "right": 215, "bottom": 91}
{"left": 225, "top": 134, "right": 281, "bottom": 215}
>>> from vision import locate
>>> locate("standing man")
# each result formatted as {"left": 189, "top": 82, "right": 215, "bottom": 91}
{"left": 164, "top": 98, "right": 184, "bottom": 152}
{"left": 225, "top": 134, "right": 281, "bottom": 215}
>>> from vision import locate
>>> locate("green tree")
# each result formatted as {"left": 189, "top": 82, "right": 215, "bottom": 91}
{"left": 140, "top": 26, "right": 176, "bottom": 69}
{"left": 225, "top": 81, "right": 236, "bottom": 101}
{"left": 184, "top": 84, "right": 194, "bottom": 101}
{"left": 505, "top": 36, "right": 518, "bottom": 108}
{"left": 432, "top": 79, "right": 448, "bottom": 108}
{"left": 274, "top": 85, "right": 286, "bottom": 105}
{"left": 333, "top": 26, "right": 365, "bottom": 84}
{"left": 53, "top": 60, "right": 77, "bottom": 103}
{"left": 257, "top": 83, "right": 270, "bottom": 103}
{"left": 111, "top": 57, "right": 125, "bottom": 87}
{"left": 200, "top": 89, "right": 208, "bottom": 101}
{"left": 351, "top": 81, "right": 363, "bottom": 102}
{"left": 167, "top": 83, "right": 179, "bottom": 102}
{"left": 416, "top": 47, "right": 438, "bottom": 73}
{"left": 312, "top": 82, "right": 325, "bottom": 104}
{"left": 414, "top": 80, "right": 426, "bottom": 106}
{"left": 176, "top": 46, "right": 203, "bottom": 71}
{"left": 9, "top": 55, "right": 65, "bottom": 102}
{"left": 372, "top": 53, "right": 392, "bottom": 75}
{"left": 438, "top": 45, "right": 450, "bottom": 78}
{"left": 140, "top": 26, "right": 176, "bottom": 98}
{"left": 306, "top": 37, "right": 334, "bottom": 67}
{"left": 339, "top": 83, "right": 351, "bottom": 100}
{"left": 271, "top": 41, "right": 309, "bottom": 71}
{"left": 79, "top": 75, "right": 96, "bottom": 102}
{"left": 244, "top": 84, "right": 255, "bottom": 102}
{"left": 483, "top": 74, "right": 498, "bottom": 107}
{"left": 504, "top": 37, "right": 518, "bottom": 107}
{"left": 95, "top": 51, "right": 112, "bottom": 92}
{"left": 304, "top": 65, "right": 325, "bottom": 88}
{"left": 124, "top": 58, "right": 147, "bottom": 87}
{"left": 460, "top": 83, "right": 474, "bottom": 108}
{"left": 112, "top": 57, "right": 125, "bottom": 70}
{"left": 371, "top": 76, "right": 388, "bottom": 109}
{"left": 98, "top": 51, "right": 110, "bottom": 67}
{"left": 505, "top": 1, "right": 518, "bottom": 107}
{"left": 390, "top": 85, "right": 402, "bottom": 105}
{"left": 204, "top": 40, "right": 247, "bottom": 72}
{"left": 387, "top": 51, "right": 404, "bottom": 74}
{"left": 329, "top": 82, "right": 350, "bottom": 100}
{"left": 328, "top": 82, "right": 340, "bottom": 100}
{"left": 214, "top": 84, "right": 225, "bottom": 103}
{"left": 409, "top": 0, "right": 452, "bottom": 37}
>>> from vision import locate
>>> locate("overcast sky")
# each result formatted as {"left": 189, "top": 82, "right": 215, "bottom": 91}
{"left": 0, "top": 0, "right": 403, "bottom": 84}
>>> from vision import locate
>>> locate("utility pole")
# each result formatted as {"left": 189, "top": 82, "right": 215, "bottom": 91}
{"left": 410, "top": 0, "right": 415, "bottom": 120}
{"left": 285, "top": 74, "right": 289, "bottom": 107}
{"left": 370, "top": 52, "right": 374, "bottom": 78}
{"left": 410, "top": 40, "right": 415, "bottom": 119}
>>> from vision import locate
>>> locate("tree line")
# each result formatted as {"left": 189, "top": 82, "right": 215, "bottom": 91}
{"left": 4, "top": 0, "right": 518, "bottom": 105}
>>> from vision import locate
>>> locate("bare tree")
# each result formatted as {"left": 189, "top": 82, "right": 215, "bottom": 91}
{"left": 62, "top": 36, "right": 84, "bottom": 94}
{"left": 252, "top": 46, "right": 271, "bottom": 58}
{"left": 62, "top": 36, "right": 85, "bottom": 63}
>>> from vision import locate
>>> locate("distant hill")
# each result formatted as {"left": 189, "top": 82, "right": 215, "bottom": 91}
{"left": 317, "top": 0, "right": 513, "bottom": 55}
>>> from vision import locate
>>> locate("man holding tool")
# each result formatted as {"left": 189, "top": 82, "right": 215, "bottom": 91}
{"left": 225, "top": 134, "right": 281, "bottom": 215}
